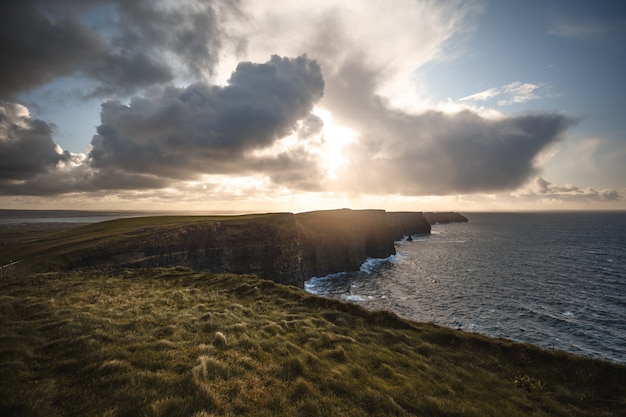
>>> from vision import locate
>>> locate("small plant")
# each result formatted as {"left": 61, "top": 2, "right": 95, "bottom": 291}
{"left": 513, "top": 374, "right": 545, "bottom": 392}
{"left": 326, "top": 345, "right": 348, "bottom": 362}
{"left": 213, "top": 331, "right": 227, "bottom": 347}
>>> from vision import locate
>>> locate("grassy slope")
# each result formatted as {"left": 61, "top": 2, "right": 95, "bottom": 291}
{"left": 1, "top": 268, "right": 624, "bottom": 417}
{"left": 0, "top": 215, "right": 281, "bottom": 270}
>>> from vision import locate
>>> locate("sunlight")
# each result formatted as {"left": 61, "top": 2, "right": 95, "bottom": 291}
{"left": 314, "top": 108, "right": 357, "bottom": 180}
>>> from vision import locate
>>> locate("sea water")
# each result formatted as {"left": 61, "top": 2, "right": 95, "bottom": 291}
{"left": 306, "top": 212, "right": 626, "bottom": 364}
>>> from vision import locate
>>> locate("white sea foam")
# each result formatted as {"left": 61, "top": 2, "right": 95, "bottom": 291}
{"left": 360, "top": 255, "right": 396, "bottom": 274}
{"left": 342, "top": 294, "right": 370, "bottom": 302}
{"left": 304, "top": 273, "right": 343, "bottom": 294}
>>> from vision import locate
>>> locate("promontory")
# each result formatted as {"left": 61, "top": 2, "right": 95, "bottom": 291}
{"left": 6, "top": 209, "right": 467, "bottom": 287}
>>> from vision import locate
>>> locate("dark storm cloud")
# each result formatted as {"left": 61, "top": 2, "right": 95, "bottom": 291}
{"left": 323, "top": 56, "right": 576, "bottom": 195}
{"left": 0, "top": 0, "right": 237, "bottom": 99}
{"left": 340, "top": 108, "right": 575, "bottom": 195}
{"left": 0, "top": 54, "right": 324, "bottom": 196}
{"left": 0, "top": 164, "right": 167, "bottom": 196}
{"left": 111, "top": 0, "right": 241, "bottom": 81}
{"left": 0, "top": 102, "right": 68, "bottom": 182}
{"left": 88, "top": 55, "right": 324, "bottom": 185}
{"left": 0, "top": 0, "right": 103, "bottom": 98}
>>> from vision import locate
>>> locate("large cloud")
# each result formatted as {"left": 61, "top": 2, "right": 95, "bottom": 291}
{"left": 227, "top": 1, "right": 576, "bottom": 195}
{"left": 0, "top": 102, "right": 69, "bottom": 182}
{"left": 310, "top": 52, "right": 575, "bottom": 195}
{"left": 337, "top": 108, "right": 576, "bottom": 195}
{"left": 0, "top": 0, "right": 238, "bottom": 99}
{"left": 0, "top": 54, "right": 325, "bottom": 195}
{"left": 88, "top": 55, "right": 324, "bottom": 185}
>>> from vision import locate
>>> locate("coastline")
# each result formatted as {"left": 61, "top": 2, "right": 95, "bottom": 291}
{"left": 1, "top": 211, "right": 625, "bottom": 415}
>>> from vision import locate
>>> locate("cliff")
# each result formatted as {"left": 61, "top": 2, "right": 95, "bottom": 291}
{"left": 70, "top": 213, "right": 307, "bottom": 287}
{"left": 386, "top": 211, "right": 431, "bottom": 240}
{"left": 21, "top": 209, "right": 466, "bottom": 288}
{"left": 423, "top": 211, "right": 468, "bottom": 224}
{"left": 296, "top": 209, "right": 396, "bottom": 279}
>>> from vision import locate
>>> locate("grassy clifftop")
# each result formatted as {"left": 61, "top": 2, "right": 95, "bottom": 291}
{"left": 2, "top": 210, "right": 432, "bottom": 287}
{"left": 1, "top": 268, "right": 624, "bottom": 417}
{"left": 1, "top": 214, "right": 277, "bottom": 270}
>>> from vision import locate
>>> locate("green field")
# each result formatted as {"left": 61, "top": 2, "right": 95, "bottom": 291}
{"left": 1, "top": 267, "right": 624, "bottom": 417}
{"left": 0, "top": 215, "right": 276, "bottom": 271}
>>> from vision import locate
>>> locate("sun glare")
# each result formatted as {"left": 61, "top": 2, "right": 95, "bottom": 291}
{"left": 314, "top": 108, "right": 356, "bottom": 180}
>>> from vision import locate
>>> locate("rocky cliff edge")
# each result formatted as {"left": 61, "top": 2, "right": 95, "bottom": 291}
{"left": 61, "top": 209, "right": 467, "bottom": 287}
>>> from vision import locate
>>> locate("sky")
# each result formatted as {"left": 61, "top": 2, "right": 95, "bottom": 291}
{"left": 1, "top": 0, "right": 625, "bottom": 212}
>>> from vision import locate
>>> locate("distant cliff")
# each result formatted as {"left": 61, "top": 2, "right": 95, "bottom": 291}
{"left": 386, "top": 211, "right": 432, "bottom": 240}
{"left": 59, "top": 209, "right": 466, "bottom": 287}
{"left": 296, "top": 209, "right": 396, "bottom": 280}
{"left": 424, "top": 212, "right": 468, "bottom": 224}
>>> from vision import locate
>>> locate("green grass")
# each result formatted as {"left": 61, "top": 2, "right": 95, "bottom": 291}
{"left": 1, "top": 267, "right": 624, "bottom": 417}
{"left": 0, "top": 222, "right": 82, "bottom": 247}
{"left": 0, "top": 214, "right": 286, "bottom": 270}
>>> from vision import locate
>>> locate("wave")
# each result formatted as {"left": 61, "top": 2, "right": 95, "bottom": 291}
{"left": 304, "top": 272, "right": 349, "bottom": 295}
{"left": 304, "top": 254, "right": 397, "bottom": 295}
{"left": 360, "top": 255, "right": 397, "bottom": 274}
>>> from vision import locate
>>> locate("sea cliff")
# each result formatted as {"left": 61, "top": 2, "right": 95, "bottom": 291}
{"left": 424, "top": 211, "right": 469, "bottom": 224}
{"left": 14, "top": 209, "right": 467, "bottom": 287}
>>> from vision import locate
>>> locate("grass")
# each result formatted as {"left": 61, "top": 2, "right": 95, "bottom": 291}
{"left": 1, "top": 267, "right": 624, "bottom": 417}
{"left": 0, "top": 222, "right": 82, "bottom": 247}
{"left": 0, "top": 214, "right": 287, "bottom": 270}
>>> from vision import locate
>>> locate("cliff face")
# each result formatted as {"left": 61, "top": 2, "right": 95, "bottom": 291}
{"left": 295, "top": 209, "right": 396, "bottom": 279}
{"left": 424, "top": 212, "right": 468, "bottom": 224}
{"left": 386, "top": 212, "right": 431, "bottom": 240}
{"left": 74, "top": 213, "right": 306, "bottom": 287}
{"left": 66, "top": 209, "right": 466, "bottom": 288}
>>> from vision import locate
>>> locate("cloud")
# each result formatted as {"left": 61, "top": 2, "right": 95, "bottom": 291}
{"left": 257, "top": 4, "right": 574, "bottom": 197}
{"left": 336, "top": 107, "right": 575, "bottom": 195}
{"left": 459, "top": 88, "right": 500, "bottom": 102}
{"left": 548, "top": 11, "right": 626, "bottom": 53}
{"left": 0, "top": 0, "right": 240, "bottom": 99}
{"left": 88, "top": 55, "right": 324, "bottom": 185}
{"left": 532, "top": 177, "right": 621, "bottom": 202}
{"left": 301, "top": 47, "right": 575, "bottom": 196}
{"left": 1, "top": 0, "right": 102, "bottom": 98}
{"left": 0, "top": 54, "right": 325, "bottom": 195}
{"left": 549, "top": 21, "right": 607, "bottom": 40}
{"left": 229, "top": 0, "right": 481, "bottom": 101}
{"left": 0, "top": 0, "right": 586, "bottom": 205}
{"left": 549, "top": 17, "right": 626, "bottom": 42}
{"left": 0, "top": 101, "right": 69, "bottom": 182}
{"left": 460, "top": 82, "right": 549, "bottom": 106}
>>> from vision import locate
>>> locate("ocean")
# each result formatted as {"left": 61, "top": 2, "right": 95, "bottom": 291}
{"left": 305, "top": 212, "right": 626, "bottom": 365}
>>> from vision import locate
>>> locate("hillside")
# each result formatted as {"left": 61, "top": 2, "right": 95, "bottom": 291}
{"left": 2, "top": 209, "right": 446, "bottom": 287}
{"left": 0, "top": 268, "right": 624, "bottom": 417}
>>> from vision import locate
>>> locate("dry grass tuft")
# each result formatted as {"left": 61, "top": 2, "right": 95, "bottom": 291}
{"left": 213, "top": 331, "right": 227, "bottom": 347}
